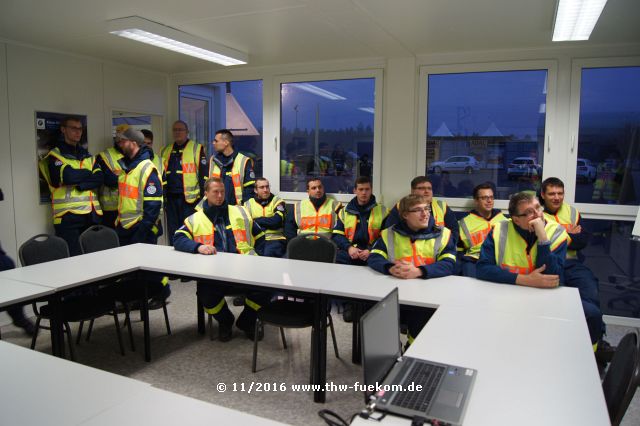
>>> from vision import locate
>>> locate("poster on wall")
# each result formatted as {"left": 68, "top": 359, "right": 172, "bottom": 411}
{"left": 35, "top": 111, "right": 88, "bottom": 204}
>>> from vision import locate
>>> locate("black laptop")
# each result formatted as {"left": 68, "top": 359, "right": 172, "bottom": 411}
{"left": 360, "top": 288, "right": 476, "bottom": 425}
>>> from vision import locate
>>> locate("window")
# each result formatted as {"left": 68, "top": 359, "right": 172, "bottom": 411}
{"left": 279, "top": 77, "right": 376, "bottom": 194}
{"left": 574, "top": 66, "right": 640, "bottom": 206}
{"left": 179, "top": 80, "right": 263, "bottom": 176}
{"left": 423, "top": 69, "right": 548, "bottom": 200}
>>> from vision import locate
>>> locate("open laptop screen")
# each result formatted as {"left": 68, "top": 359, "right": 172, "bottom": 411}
{"left": 360, "top": 288, "right": 402, "bottom": 392}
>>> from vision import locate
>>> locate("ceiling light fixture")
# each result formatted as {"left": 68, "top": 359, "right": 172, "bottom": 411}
{"left": 290, "top": 83, "right": 346, "bottom": 100}
{"left": 108, "top": 16, "right": 247, "bottom": 66}
{"left": 552, "top": 0, "right": 608, "bottom": 42}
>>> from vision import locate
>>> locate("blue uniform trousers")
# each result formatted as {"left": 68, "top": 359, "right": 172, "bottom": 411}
{"left": 165, "top": 195, "right": 197, "bottom": 246}
{"left": 565, "top": 260, "right": 604, "bottom": 344}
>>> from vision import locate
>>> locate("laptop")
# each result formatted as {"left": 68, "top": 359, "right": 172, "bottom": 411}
{"left": 360, "top": 288, "right": 476, "bottom": 425}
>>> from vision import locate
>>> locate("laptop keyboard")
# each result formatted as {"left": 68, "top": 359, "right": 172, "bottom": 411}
{"left": 390, "top": 362, "right": 445, "bottom": 412}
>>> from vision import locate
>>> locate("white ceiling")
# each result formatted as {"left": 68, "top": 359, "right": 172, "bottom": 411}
{"left": 1, "top": 0, "right": 638, "bottom": 74}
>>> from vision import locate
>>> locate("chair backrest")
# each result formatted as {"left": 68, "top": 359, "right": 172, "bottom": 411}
{"left": 19, "top": 234, "right": 70, "bottom": 266}
{"left": 79, "top": 225, "right": 120, "bottom": 254}
{"left": 602, "top": 331, "right": 640, "bottom": 425}
{"left": 286, "top": 233, "right": 337, "bottom": 263}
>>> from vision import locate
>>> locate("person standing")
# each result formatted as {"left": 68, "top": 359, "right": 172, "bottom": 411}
{"left": 96, "top": 125, "right": 127, "bottom": 228}
{"left": 209, "top": 129, "right": 255, "bottom": 206}
{"left": 39, "top": 116, "right": 103, "bottom": 256}
{"left": 161, "top": 121, "right": 207, "bottom": 245}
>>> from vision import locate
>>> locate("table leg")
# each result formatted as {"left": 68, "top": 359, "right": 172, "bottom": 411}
{"left": 197, "top": 294, "right": 205, "bottom": 335}
{"left": 48, "top": 295, "right": 65, "bottom": 358}
{"left": 313, "top": 294, "right": 327, "bottom": 403}
{"left": 142, "top": 282, "right": 151, "bottom": 362}
{"left": 351, "top": 302, "right": 362, "bottom": 365}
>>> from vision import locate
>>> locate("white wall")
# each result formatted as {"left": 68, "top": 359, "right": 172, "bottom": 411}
{"left": 0, "top": 43, "right": 169, "bottom": 261}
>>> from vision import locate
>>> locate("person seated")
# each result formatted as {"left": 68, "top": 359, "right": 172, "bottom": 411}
{"left": 333, "top": 176, "right": 388, "bottom": 266}
{"left": 244, "top": 177, "right": 287, "bottom": 258}
{"left": 284, "top": 178, "right": 341, "bottom": 240}
{"left": 174, "top": 177, "right": 267, "bottom": 342}
{"left": 457, "top": 183, "right": 507, "bottom": 278}
{"left": 540, "top": 177, "right": 611, "bottom": 359}
{"left": 476, "top": 191, "right": 567, "bottom": 288}
{"left": 368, "top": 194, "right": 456, "bottom": 344}
{"left": 383, "top": 176, "right": 458, "bottom": 244}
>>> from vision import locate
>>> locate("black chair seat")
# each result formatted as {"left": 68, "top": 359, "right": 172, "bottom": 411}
{"left": 259, "top": 300, "right": 314, "bottom": 327}
{"left": 40, "top": 296, "right": 113, "bottom": 322}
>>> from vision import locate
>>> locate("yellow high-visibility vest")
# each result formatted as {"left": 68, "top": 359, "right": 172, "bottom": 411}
{"left": 209, "top": 152, "right": 252, "bottom": 205}
{"left": 336, "top": 204, "right": 388, "bottom": 247}
{"left": 371, "top": 225, "right": 456, "bottom": 266}
{"left": 244, "top": 196, "right": 286, "bottom": 241}
{"left": 294, "top": 198, "right": 341, "bottom": 238}
{"left": 543, "top": 203, "right": 580, "bottom": 260}
{"left": 117, "top": 160, "right": 161, "bottom": 229}
{"left": 458, "top": 211, "right": 507, "bottom": 260}
{"left": 161, "top": 140, "right": 202, "bottom": 203}
{"left": 98, "top": 147, "right": 124, "bottom": 211}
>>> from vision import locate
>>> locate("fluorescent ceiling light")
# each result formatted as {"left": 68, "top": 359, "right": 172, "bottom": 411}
{"left": 290, "top": 83, "right": 346, "bottom": 100}
{"left": 108, "top": 16, "right": 247, "bottom": 66}
{"left": 552, "top": 0, "right": 608, "bottom": 41}
{"left": 358, "top": 107, "right": 375, "bottom": 114}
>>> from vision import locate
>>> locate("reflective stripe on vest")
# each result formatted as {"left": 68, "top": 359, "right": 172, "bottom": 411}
{"left": 494, "top": 220, "right": 568, "bottom": 274}
{"left": 161, "top": 140, "right": 201, "bottom": 203}
{"left": 459, "top": 212, "right": 507, "bottom": 260}
{"left": 184, "top": 205, "right": 256, "bottom": 255}
{"left": 117, "top": 160, "right": 156, "bottom": 229}
{"left": 294, "top": 199, "right": 338, "bottom": 238}
{"left": 98, "top": 147, "right": 124, "bottom": 211}
{"left": 209, "top": 152, "right": 251, "bottom": 205}
{"left": 245, "top": 197, "right": 285, "bottom": 241}
{"left": 543, "top": 203, "right": 579, "bottom": 260}
{"left": 340, "top": 204, "right": 387, "bottom": 246}
{"left": 45, "top": 149, "right": 103, "bottom": 219}
{"left": 432, "top": 199, "right": 446, "bottom": 227}
{"left": 383, "top": 225, "right": 452, "bottom": 267}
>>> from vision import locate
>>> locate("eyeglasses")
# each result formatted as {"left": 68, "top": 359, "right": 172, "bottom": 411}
{"left": 172, "top": 128, "right": 187, "bottom": 132}
{"left": 407, "top": 207, "right": 430, "bottom": 214}
{"left": 64, "top": 125, "right": 83, "bottom": 131}
{"left": 514, "top": 205, "right": 544, "bottom": 217}
{"left": 476, "top": 196, "right": 494, "bottom": 201}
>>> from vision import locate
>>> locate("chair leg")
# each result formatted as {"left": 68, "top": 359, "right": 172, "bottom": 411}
{"left": 162, "top": 301, "right": 171, "bottom": 335}
{"left": 123, "top": 304, "right": 135, "bottom": 352}
{"left": 30, "top": 317, "right": 42, "bottom": 350}
{"left": 86, "top": 318, "right": 95, "bottom": 342}
{"left": 76, "top": 321, "right": 84, "bottom": 345}
{"left": 252, "top": 319, "right": 261, "bottom": 373}
{"left": 64, "top": 322, "right": 75, "bottom": 361}
{"left": 279, "top": 327, "right": 287, "bottom": 349}
{"left": 208, "top": 314, "right": 214, "bottom": 341}
{"left": 328, "top": 314, "right": 340, "bottom": 359}
{"left": 112, "top": 312, "right": 126, "bottom": 356}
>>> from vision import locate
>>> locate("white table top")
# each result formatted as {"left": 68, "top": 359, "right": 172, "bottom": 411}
{"left": 0, "top": 340, "right": 151, "bottom": 426}
{"left": 78, "top": 386, "right": 288, "bottom": 426}
{"left": 0, "top": 277, "right": 54, "bottom": 308}
{"left": 353, "top": 304, "right": 609, "bottom": 426}
{"left": 0, "top": 246, "right": 142, "bottom": 290}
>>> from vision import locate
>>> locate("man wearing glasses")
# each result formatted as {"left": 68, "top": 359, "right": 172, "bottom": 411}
{"left": 476, "top": 191, "right": 568, "bottom": 288}
{"left": 368, "top": 194, "right": 456, "bottom": 343}
{"left": 160, "top": 120, "right": 208, "bottom": 245}
{"left": 457, "top": 183, "right": 507, "bottom": 277}
{"left": 40, "top": 116, "right": 103, "bottom": 256}
{"left": 382, "top": 176, "right": 459, "bottom": 244}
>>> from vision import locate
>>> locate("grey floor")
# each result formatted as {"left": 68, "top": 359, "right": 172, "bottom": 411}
{"left": 1, "top": 280, "right": 639, "bottom": 426}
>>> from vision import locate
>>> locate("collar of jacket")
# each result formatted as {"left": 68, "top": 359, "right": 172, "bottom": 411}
{"left": 212, "top": 150, "right": 237, "bottom": 169}
{"left": 393, "top": 216, "right": 440, "bottom": 240}
{"left": 254, "top": 193, "right": 275, "bottom": 206}
{"left": 203, "top": 200, "right": 229, "bottom": 224}
{"left": 345, "top": 195, "right": 377, "bottom": 215}
{"left": 122, "top": 145, "right": 153, "bottom": 171}
{"left": 310, "top": 194, "right": 327, "bottom": 210}
{"left": 59, "top": 141, "right": 90, "bottom": 159}
{"left": 469, "top": 208, "right": 502, "bottom": 221}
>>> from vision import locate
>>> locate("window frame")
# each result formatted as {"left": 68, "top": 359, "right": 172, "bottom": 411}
{"left": 271, "top": 69, "right": 383, "bottom": 204}
{"left": 417, "top": 60, "right": 558, "bottom": 211}
{"left": 568, "top": 57, "right": 640, "bottom": 219}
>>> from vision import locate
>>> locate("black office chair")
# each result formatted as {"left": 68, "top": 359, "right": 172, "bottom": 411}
{"left": 602, "top": 331, "right": 640, "bottom": 425}
{"left": 78, "top": 225, "right": 171, "bottom": 351}
{"left": 19, "top": 234, "right": 125, "bottom": 360}
{"left": 252, "top": 233, "right": 339, "bottom": 375}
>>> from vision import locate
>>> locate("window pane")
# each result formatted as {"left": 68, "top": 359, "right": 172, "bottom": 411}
{"left": 179, "top": 80, "right": 263, "bottom": 177}
{"left": 280, "top": 78, "right": 375, "bottom": 193}
{"left": 575, "top": 67, "right": 640, "bottom": 205}
{"left": 426, "top": 70, "right": 547, "bottom": 199}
